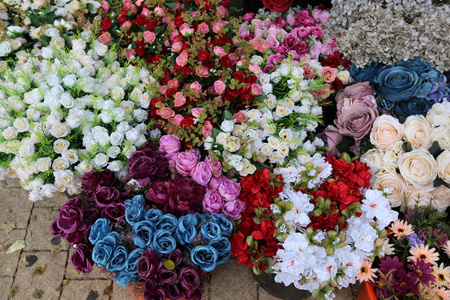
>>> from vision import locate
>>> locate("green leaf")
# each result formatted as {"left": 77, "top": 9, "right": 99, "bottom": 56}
{"left": 5, "top": 240, "right": 25, "bottom": 254}
{"left": 62, "top": 34, "right": 72, "bottom": 49}
{"left": 163, "top": 260, "right": 175, "bottom": 270}
{"left": 32, "top": 290, "right": 44, "bottom": 299}
{"left": 164, "top": 1, "right": 177, "bottom": 9}
{"left": 223, "top": 110, "right": 233, "bottom": 121}
{"left": 86, "top": 3, "right": 94, "bottom": 11}
{"left": 336, "top": 136, "right": 354, "bottom": 154}
{"left": 29, "top": 15, "right": 46, "bottom": 27}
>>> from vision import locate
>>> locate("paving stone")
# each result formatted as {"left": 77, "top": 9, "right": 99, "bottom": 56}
{"left": 0, "top": 276, "right": 14, "bottom": 300}
{"left": 11, "top": 251, "right": 67, "bottom": 300}
{"left": 210, "top": 259, "right": 257, "bottom": 300}
{"left": 60, "top": 279, "right": 112, "bottom": 300}
{"left": 24, "top": 207, "right": 69, "bottom": 251}
{"left": 33, "top": 191, "right": 69, "bottom": 208}
{"left": 110, "top": 281, "right": 140, "bottom": 300}
{"left": 0, "top": 188, "right": 33, "bottom": 229}
{"left": 0, "top": 229, "right": 26, "bottom": 277}
{"left": 201, "top": 272, "right": 211, "bottom": 300}
{"left": 3, "top": 177, "right": 22, "bottom": 188}
{"left": 335, "top": 286, "right": 354, "bottom": 299}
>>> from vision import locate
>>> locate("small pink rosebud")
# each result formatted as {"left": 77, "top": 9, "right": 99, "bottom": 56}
{"left": 174, "top": 92, "right": 186, "bottom": 107}
{"left": 171, "top": 41, "right": 183, "bottom": 52}
{"left": 143, "top": 31, "right": 156, "bottom": 43}
{"left": 176, "top": 50, "right": 189, "bottom": 67}
{"left": 190, "top": 81, "right": 202, "bottom": 93}
{"left": 173, "top": 114, "right": 184, "bottom": 126}
{"left": 251, "top": 84, "right": 262, "bottom": 96}
{"left": 100, "top": 1, "right": 109, "bottom": 12}
{"left": 191, "top": 108, "right": 204, "bottom": 118}
{"left": 121, "top": 21, "right": 132, "bottom": 30}
{"left": 196, "top": 66, "right": 210, "bottom": 78}
{"left": 98, "top": 32, "right": 111, "bottom": 44}
{"left": 214, "top": 80, "right": 226, "bottom": 94}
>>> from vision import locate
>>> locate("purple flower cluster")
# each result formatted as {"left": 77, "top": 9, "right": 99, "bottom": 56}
{"left": 128, "top": 143, "right": 169, "bottom": 186}
{"left": 372, "top": 256, "right": 435, "bottom": 299}
{"left": 139, "top": 249, "right": 203, "bottom": 300}
{"left": 204, "top": 175, "right": 245, "bottom": 220}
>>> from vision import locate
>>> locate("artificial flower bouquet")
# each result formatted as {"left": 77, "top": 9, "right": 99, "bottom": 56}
{"left": 51, "top": 134, "right": 243, "bottom": 299}
{"left": 0, "top": 33, "right": 152, "bottom": 201}
{"left": 357, "top": 204, "right": 450, "bottom": 300}
{"left": 231, "top": 154, "right": 398, "bottom": 300}
{"left": 97, "top": 0, "right": 262, "bottom": 148}
{"left": 0, "top": 0, "right": 101, "bottom": 61}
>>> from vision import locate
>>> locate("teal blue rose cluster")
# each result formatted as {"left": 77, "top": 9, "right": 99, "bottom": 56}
{"left": 350, "top": 57, "right": 449, "bottom": 117}
{"left": 89, "top": 195, "right": 233, "bottom": 287}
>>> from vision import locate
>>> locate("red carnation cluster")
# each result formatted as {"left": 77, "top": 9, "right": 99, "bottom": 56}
{"left": 230, "top": 169, "right": 283, "bottom": 271}
{"left": 309, "top": 157, "right": 372, "bottom": 231}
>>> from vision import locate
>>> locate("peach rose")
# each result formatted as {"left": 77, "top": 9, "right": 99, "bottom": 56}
{"left": 403, "top": 115, "right": 432, "bottom": 149}
{"left": 398, "top": 148, "right": 437, "bottom": 189}
{"left": 156, "top": 107, "right": 175, "bottom": 119}
{"left": 370, "top": 115, "right": 404, "bottom": 150}
{"left": 436, "top": 150, "right": 450, "bottom": 184}
{"left": 405, "top": 188, "right": 434, "bottom": 210}
{"left": 373, "top": 172, "right": 408, "bottom": 207}
{"left": 431, "top": 186, "right": 450, "bottom": 212}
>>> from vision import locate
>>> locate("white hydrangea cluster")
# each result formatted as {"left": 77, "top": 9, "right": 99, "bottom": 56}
{"left": 0, "top": 35, "right": 155, "bottom": 201}
{"left": 329, "top": 0, "right": 450, "bottom": 71}
{"left": 0, "top": 0, "right": 101, "bottom": 60}
{"left": 208, "top": 60, "right": 329, "bottom": 176}
{"left": 272, "top": 189, "right": 398, "bottom": 298}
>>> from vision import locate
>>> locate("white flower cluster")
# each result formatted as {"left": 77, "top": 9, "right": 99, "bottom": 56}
{"left": 209, "top": 60, "right": 328, "bottom": 176}
{"left": 272, "top": 189, "right": 397, "bottom": 297}
{"left": 361, "top": 101, "right": 450, "bottom": 211}
{"left": 0, "top": 0, "right": 100, "bottom": 60}
{"left": 329, "top": 0, "right": 450, "bottom": 71}
{"left": 0, "top": 36, "right": 154, "bottom": 201}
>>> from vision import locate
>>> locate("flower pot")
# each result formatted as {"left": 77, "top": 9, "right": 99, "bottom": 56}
{"left": 356, "top": 282, "right": 377, "bottom": 300}
{"left": 253, "top": 272, "right": 312, "bottom": 300}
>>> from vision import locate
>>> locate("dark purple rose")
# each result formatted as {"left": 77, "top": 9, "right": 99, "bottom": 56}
{"left": 166, "top": 284, "right": 184, "bottom": 300}
{"left": 186, "top": 287, "right": 204, "bottom": 300}
{"left": 179, "top": 267, "right": 201, "bottom": 291}
{"left": 57, "top": 205, "right": 86, "bottom": 234}
{"left": 218, "top": 178, "right": 241, "bottom": 201}
{"left": 101, "top": 203, "right": 126, "bottom": 223}
{"left": 146, "top": 181, "right": 175, "bottom": 205}
{"left": 100, "top": 169, "right": 116, "bottom": 186}
{"left": 70, "top": 243, "right": 93, "bottom": 273}
{"left": 63, "top": 196, "right": 83, "bottom": 208}
{"left": 158, "top": 263, "right": 178, "bottom": 285}
{"left": 139, "top": 143, "right": 158, "bottom": 155}
{"left": 82, "top": 208, "right": 100, "bottom": 226}
{"left": 165, "top": 248, "right": 183, "bottom": 266}
{"left": 138, "top": 249, "right": 160, "bottom": 279}
{"left": 119, "top": 192, "right": 134, "bottom": 201}
{"left": 94, "top": 186, "right": 120, "bottom": 207}
{"left": 203, "top": 189, "right": 225, "bottom": 214}
{"left": 128, "top": 150, "right": 147, "bottom": 165}
{"left": 129, "top": 156, "right": 157, "bottom": 186}
{"left": 81, "top": 171, "right": 101, "bottom": 198}
{"left": 50, "top": 219, "right": 64, "bottom": 237}
{"left": 144, "top": 279, "right": 166, "bottom": 300}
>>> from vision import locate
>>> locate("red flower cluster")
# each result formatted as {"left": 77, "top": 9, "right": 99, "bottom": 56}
{"left": 309, "top": 157, "right": 372, "bottom": 231}
{"left": 230, "top": 169, "right": 283, "bottom": 271}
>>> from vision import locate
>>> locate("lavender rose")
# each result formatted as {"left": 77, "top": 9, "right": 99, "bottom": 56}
{"left": 208, "top": 176, "right": 228, "bottom": 190}
{"left": 342, "top": 81, "right": 374, "bottom": 100}
{"left": 203, "top": 189, "right": 225, "bottom": 214}
{"left": 159, "top": 135, "right": 181, "bottom": 154}
{"left": 204, "top": 157, "right": 222, "bottom": 178}
{"left": 335, "top": 97, "right": 379, "bottom": 140}
{"left": 176, "top": 150, "right": 201, "bottom": 176}
{"left": 222, "top": 199, "right": 246, "bottom": 220}
{"left": 318, "top": 125, "right": 343, "bottom": 157}
{"left": 190, "top": 161, "right": 213, "bottom": 186}
{"left": 218, "top": 178, "right": 241, "bottom": 201}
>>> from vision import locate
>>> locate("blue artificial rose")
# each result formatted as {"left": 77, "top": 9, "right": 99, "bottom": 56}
{"left": 115, "top": 270, "right": 139, "bottom": 287}
{"left": 394, "top": 98, "right": 434, "bottom": 117}
{"left": 125, "top": 248, "right": 145, "bottom": 275}
{"left": 395, "top": 57, "right": 432, "bottom": 74}
{"left": 209, "top": 237, "right": 231, "bottom": 265}
{"left": 374, "top": 66, "right": 432, "bottom": 102}
{"left": 107, "top": 245, "right": 128, "bottom": 272}
{"left": 200, "top": 222, "right": 222, "bottom": 241}
{"left": 145, "top": 208, "right": 163, "bottom": 223}
{"left": 92, "top": 232, "right": 120, "bottom": 268}
{"left": 176, "top": 214, "right": 198, "bottom": 245}
{"left": 125, "top": 195, "right": 145, "bottom": 225}
{"left": 157, "top": 214, "right": 178, "bottom": 233}
{"left": 350, "top": 62, "right": 382, "bottom": 83}
{"left": 132, "top": 220, "right": 156, "bottom": 248}
{"left": 190, "top": 245, "right": 218, "bottom": 272}
{"left": 421, "top": 69, "right": 443, "bottom": 82}
{"left": 211, "top": 214, "right": 233, "bottom": 236}
{"left": 151, "top": 229, "right": 177, "bottom": 254}
{"left": 194, "top": 213, "right": 211, "bottom": 225}
{"left": 89, "top": 218, "right": 113, "bottom": 245}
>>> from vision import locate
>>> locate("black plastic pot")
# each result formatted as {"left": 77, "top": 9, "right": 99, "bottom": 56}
{"left": 254, "top": 272, "right": 312, "bottom": 300}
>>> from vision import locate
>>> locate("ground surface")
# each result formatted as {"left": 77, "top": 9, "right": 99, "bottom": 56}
{"left": 0, "top": 178, "right": 359, "bottom": 300}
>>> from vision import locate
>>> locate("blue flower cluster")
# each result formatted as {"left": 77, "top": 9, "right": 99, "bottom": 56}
{"left": 89, "top": 195, "right": 233, "bottom": 287}
{"left": 350, "top": 58, "right": 449, "bottom": 117}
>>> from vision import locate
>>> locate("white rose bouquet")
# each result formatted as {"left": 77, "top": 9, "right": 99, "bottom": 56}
{"left": 0, "top": 33, "right": 153, "bottom": 201}
{"left": 207, "top": 59, "right": 331, "bottom": 176}
{"left": 361, "top": 101, "right": 450, "bottom": 211}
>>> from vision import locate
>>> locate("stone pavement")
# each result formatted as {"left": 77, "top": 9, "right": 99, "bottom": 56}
{"left": 0, "top": 178, "right": 359, "bottom": 300}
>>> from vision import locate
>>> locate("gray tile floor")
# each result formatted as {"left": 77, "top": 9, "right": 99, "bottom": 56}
{"left": 0, "top": 178, "right": 358, "bottom": 300}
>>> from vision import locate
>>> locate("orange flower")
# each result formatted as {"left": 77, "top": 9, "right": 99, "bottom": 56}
{"left": 409, "top": 244, "right": 440, "bottom": 265}
{"left": 357, "top": 259, "right": 377, "bottom": 282}
{"left": 390, "top": 219, "right": 413, "bottom": 238}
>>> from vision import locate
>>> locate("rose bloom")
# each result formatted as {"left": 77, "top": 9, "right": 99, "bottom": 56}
{"left": 370, "top": 115, "right": 404, "bottom": 150}
{"left": 373, "top": 172, "right": 408, "bottom": 207}
{"left": 320, "top": 67, "right": 338, "bottom": 83}
{"left": 196, "top": 66, "right": 210, "bottom": 78}
{"left": 430, "top": 186, "right": 450, "bottom": 211}
{"left": 156, "top": 107, "right": 175, "bottom": 119}
{"left": 436, "top": 150, "right": 450, "bottom": 184}
{"left": 398, "top": 148, "right": 437, "bottom": 189}
{"left": 342, "top": 81, "right": 374, "bottom": 100}
{"left": 403, "top": 115, "right": 432, "bottom": 149}
{"left": 405, "top": 188, "right": 434, "bottom": 210}
{"left": 335, "top": 98, "right": 379, "bottom": 140}
{"left": 262, "top": 0, "right": 294, "bottom": 12}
